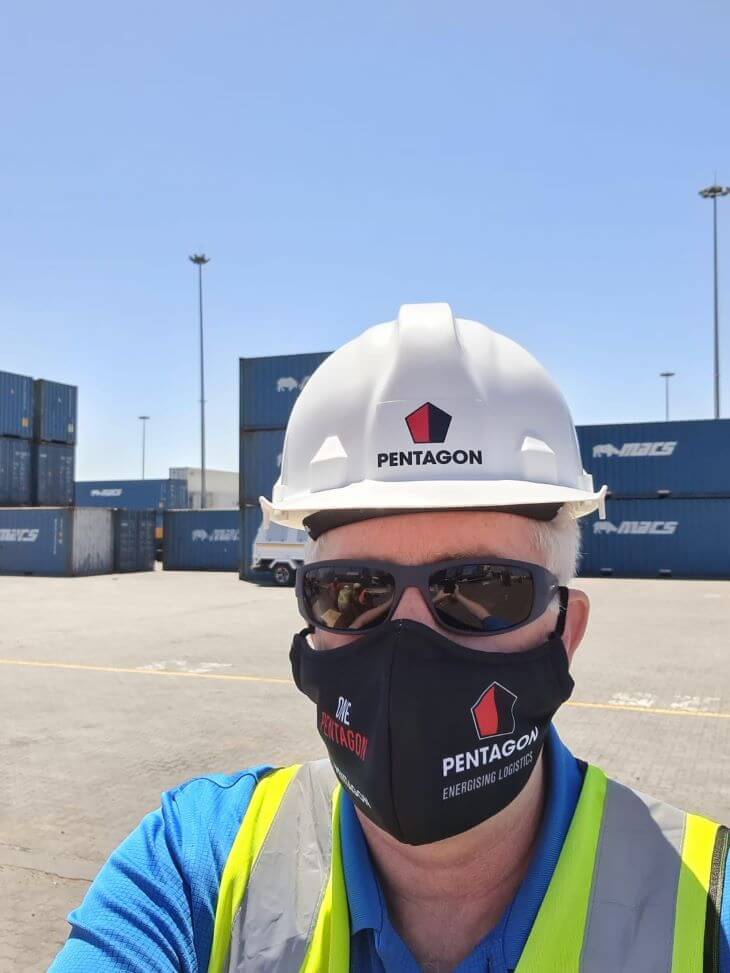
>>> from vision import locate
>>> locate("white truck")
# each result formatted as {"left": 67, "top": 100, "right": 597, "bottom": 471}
{"left": 250, "top": 519, "right": 307, "bottom": 586}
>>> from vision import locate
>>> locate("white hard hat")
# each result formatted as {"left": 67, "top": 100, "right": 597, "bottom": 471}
{"left": 260, "top": 303, "right": 606, "bottom": 537}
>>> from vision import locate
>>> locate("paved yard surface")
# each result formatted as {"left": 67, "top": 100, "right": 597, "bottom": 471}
{"left": 1, "top": 568, "right": 728, "bottom": 971}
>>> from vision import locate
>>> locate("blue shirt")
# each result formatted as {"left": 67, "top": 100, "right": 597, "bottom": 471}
{"left": 50, "top": 727, "right": 730, "bottom": 972}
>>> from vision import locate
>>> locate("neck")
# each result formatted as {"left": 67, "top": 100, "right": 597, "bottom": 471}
{"left": 356, "top": 753, "right": 546, "bottom": 972}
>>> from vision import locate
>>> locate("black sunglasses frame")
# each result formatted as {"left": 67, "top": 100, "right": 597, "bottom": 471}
{"left": 295, "top": 556, "right": 562, "bottom": 637}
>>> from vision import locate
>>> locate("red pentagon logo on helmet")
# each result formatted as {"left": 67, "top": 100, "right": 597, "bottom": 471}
{"left": 405, "top": 402, "right": 452, "bottom": 444}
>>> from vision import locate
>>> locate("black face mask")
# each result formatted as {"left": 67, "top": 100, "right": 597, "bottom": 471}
{"left": 289, "top": 591, "right": 574, "bottom": 846}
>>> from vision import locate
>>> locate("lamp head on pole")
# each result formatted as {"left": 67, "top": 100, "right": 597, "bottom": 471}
{"left": 659, "top": 372, "right": 675, "bottom": 380}
{"left": 189, "top": 253, "right": 211, "bottom": 265}
{"left": 699, "top": 185, "right": 730, "bottom": 200}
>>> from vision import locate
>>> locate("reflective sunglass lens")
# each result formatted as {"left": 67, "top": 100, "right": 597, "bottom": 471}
{"left": 303, "top": 566, "right": 395, "bottom": 631}
{"left": 429, "top": 564, "right": 534, "bottom": 633}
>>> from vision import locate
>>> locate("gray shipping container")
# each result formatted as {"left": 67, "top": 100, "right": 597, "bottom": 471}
{"left": 33, "top": 378, "right": 78, "bottom": 445}
{"left": 576, "top": 419, "right": 730, "bottom": 497}
{"left": 578, "top": 498, "right": 730, "bottom": 579}
{"left": 33, "top": 442, "right": 75, "bottom": 506}
{"left": 0, "top": 370, "right": 34, "bottom": 439}
{"left": 0, "top": 507, "right": 113, "bottom": 576}
{"left": 0, "top": 436, "right": 32, "bottom": 505}
{"left": 112, "top": 509, "right": 156, "bottom": 573}
{"left": 163, "top": 509, "right": 240, "bottom": 571}
{"left": 239, "top": 352, "right": 331, "bottom": 430}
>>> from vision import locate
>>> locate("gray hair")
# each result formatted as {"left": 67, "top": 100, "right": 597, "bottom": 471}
{"left": 304, "top": 508, "right": 581, "bottom": 614}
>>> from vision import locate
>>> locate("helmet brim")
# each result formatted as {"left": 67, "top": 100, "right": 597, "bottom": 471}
{"left": 260, "top": 479, "right": 607, "bottom": 533}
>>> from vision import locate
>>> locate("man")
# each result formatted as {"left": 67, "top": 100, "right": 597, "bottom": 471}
{"left": 51, "top": 304, "right": 728, "bottom": 971}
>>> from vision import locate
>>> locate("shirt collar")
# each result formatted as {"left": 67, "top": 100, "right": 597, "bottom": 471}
{"left": 339, "top": 784, "right": 385, "bottom": 934}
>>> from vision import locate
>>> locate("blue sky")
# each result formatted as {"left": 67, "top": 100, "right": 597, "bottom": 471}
{"left": 1, "top": 1, "right": 728, "bottom": 481}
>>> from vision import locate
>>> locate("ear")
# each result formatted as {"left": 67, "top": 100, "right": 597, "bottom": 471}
{"left": 562, "top": 587, "right": 590, "bottom": 665}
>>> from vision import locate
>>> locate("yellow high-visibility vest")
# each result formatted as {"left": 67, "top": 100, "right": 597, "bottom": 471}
{"left": 208, "top": 760, "right": 728, "bottom": 972}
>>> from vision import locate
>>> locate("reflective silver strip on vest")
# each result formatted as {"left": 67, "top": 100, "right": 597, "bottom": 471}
{"left": 226, "top": 759, "right": 337, "bottom": 973}
{"left": 580, "top": 777, "right": 686, "bottom": 972}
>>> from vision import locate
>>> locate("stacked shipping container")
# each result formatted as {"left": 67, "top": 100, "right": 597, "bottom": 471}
{"left": 75, "top": 478, "right": 190, "bottom": 561}
{"left": 0, "top": 371, "right": 99, "bottom": 576}
{"left": 239, "top": 352, "right": 330, "bottom": 580}
{"left": 1, "top": 371, "right": 34, "bottom": 504}
{"left": 1, "top": 370, "right": 156, "bottom": 575}
{"left": 0, "top": 370, "right": 77, "bottom": 507}
{"left": 577, "top": 419, "right": 730, "bottom": 578}
{"left": 31, "top": 378, "right": 77, "bottom": 505}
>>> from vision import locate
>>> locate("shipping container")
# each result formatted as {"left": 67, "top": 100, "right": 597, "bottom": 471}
{"left": 239, "top": 428, "right": 286, "bottom": 506}
{"left": 75, "top": 478, "right": 189, "bottom": 511}
{"left": 0, "top": 436, "right": 32, "bottom": 505}
{"left": 0, "top": 370, "right": 33, "bottom": 439}
{"left": 240, "top": 352, "right": 331, "bottom": 430}
{"left": 576, "top": 419, "right": 730, "bottom": 498}
{"left": 33, "top": 379, "right": 78, "bottom": 445}
{"left": 33, "top": 442, "right": 74, "bottom": 506}
{"left": 578, "top": 498, "right": 730, "bottom": 579}
{"left": 163, "top": 509, "right": 240, "bottom": 571}
{"left": 137, "top": 510, "right": 157, "bottom": 570}
{"left": 239, "top": 505, "right": 260, "bottom": 580}
{"left": 153, "top": 510, "right": 165, "bottom": 561}
{"left": 112, "top": 509, "right": 156, "bottom": 573}
{"left": 0, "top": 507, "right": 113, "bottom": 576}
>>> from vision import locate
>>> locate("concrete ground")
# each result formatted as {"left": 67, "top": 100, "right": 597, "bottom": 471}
{"left": 1, "top": 568, "right": 728, "bottom": 971}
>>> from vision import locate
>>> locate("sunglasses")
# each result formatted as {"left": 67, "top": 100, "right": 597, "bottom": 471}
{"left": 296, "top": 557, "right": 561, "bottom": 636}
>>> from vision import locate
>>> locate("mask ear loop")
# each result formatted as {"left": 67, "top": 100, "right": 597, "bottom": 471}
{"left": 551, "top": 586, "right": 569, "bottom": 639}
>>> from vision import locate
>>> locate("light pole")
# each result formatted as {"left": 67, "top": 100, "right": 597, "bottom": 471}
{"left": 189, "top": 253, "right": 210, "bottom": 508}
{"left": 138, "top": 416, "right": 150, "bottom": 479}
{"left": 659, "top": 373, "right": 675, "bottom": 422}
{"left": 698, "top": 183, "right": 730, "bottom": 418}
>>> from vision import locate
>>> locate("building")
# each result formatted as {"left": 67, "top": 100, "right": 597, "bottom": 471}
{"left": 169, "top": 467, "right": 238, "bottom": 510}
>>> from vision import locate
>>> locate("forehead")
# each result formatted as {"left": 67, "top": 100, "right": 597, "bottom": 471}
{"left": 315, "top": 511, "right": 541, "bottom": 565}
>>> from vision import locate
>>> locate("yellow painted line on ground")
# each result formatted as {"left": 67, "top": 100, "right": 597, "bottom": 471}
{"left": 1, "top": 658, "right": 729, "bottom": 720}
{"left": 566, "top": 699, "right": 730, "bottom": 720}
{"left": 0, "top": 658, "right": 290, "bottom": 685}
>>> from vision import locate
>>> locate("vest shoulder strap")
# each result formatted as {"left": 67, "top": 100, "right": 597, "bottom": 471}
{"left": 518, "top": 765, "right": 726, "bottom": 973}
{"left": 208, "top": 760, "right": 347, "bottom": 973}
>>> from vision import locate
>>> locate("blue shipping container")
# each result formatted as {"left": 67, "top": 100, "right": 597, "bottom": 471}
{"left": 0, "top": 507, "right": 113, "bottom": 576}
{"left": 0, "top": 370, "right": 34, "bottom": 439}
{"left": 75, "top": 478, "right": 189, "bottom": 511}
{"left": 33, "top": 442, "right": 74, "bottom": 506}
{"left": 578, "top": 498, "right": 730, "bottom": 579}
{"left": 239, "top": 504, "right": 261, "bottom": 580}
{"left": 112, "top": 509, "right": 156, "bottom": 573}
{"left": 0, "top": 436, "right": 32, "bottom": 504}
{"left": 137, "top": 510, "right": 157, "bottom": 570}
{"left": 34, "top": 379, "right": 78, "bottom": 445}
{"left": 239, "top": 427, "right": 285, "bottom": 506}
{"left": 576, "top": 419, "right": 730, "bottom": 498}
{"left": 163, "top": 509, "right": 240, "bottom": 571}
{"left": 240, "top": 352, "right": 331, "bottom": 430}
